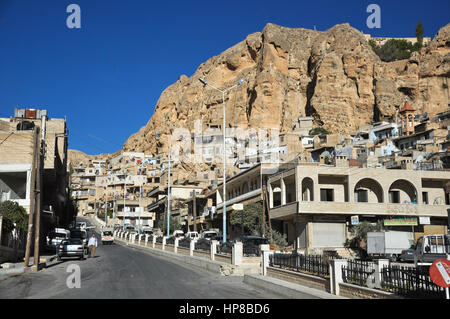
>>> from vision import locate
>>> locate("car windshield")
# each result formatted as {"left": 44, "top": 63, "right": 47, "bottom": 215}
{"left": 103, "top": 231, "right": 112, "bottom": 236}
{"left": 61, "top": 239, "right": 82, "bottom": 245}
{"left": 204, "top": 233, "right": 216, "bottom": 238}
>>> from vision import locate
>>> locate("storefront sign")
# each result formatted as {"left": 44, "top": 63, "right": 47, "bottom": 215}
{"left": 419, "top": 217, "right": 431, "bottom": 225}
{"left": 383, "top": 217, "right": 418, "bottom": 226}
{"left": 351, "top": 215, "right": 359, "bottom": 225}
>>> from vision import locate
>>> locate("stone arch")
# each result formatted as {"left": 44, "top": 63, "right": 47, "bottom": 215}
{"left": 354, "top": 178, "right": 384, "bottom": 203}
{"left": 389, "top": 179, "right": 417, "bottom": 203}
{"left": 301, "top": 177, "right": 314, "bottom": 201}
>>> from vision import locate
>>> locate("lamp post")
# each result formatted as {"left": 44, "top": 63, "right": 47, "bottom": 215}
{"left": 122, "top": 171, "right": 127, "bottom": 231}
{"left": 156, "top": 132, "right": 172, "bottom": 237}
{"left": 198, "top": 77, "right": 245, "bottom": 243}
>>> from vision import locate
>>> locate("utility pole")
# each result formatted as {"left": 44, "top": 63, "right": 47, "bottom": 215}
{"left": 33, "top": 120, "right": 44, "bottom": 270}
{"left": 263, "top": 185, "right": 273, "bottom": 241}
{"left": 24, "top": 128, "right": 39, "bottom": 268}
{"left": 262, "top": 185, "right": 266, "bottom": 237}
{"left": 193, "top": 190, "right": 197, "bottom": 232}
{"left": 167, "top": 138, "right": 171, "bottom": 237}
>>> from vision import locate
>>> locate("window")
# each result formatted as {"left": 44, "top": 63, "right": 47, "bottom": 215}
{"left": 389, "top": 191, "right": 400, "bottom": 203}
{"left": 320, "top": 189, "right": 334, "bottom": 202}
{"left": 422, "top": 192, "right": 428, "bottom": 205}
{"left": 355, "top": 189, "right": 368, "bottom": 203}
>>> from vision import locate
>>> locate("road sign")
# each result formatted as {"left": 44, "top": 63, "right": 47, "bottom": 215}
{"left": 429, "top": 259, "right": 450, "bottom": 288}
{"left": 232, "top": 204, "right": 243, "bottom": 210}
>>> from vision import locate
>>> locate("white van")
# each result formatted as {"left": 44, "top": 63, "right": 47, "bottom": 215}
{"left": 185, "top": 231, "right": 199, "bottom": 240}
{"left": 46, "top": 228, "right": 71, "bottom": 251}
{"left": 172, "top": 230, "right": 184, "bottom": 238}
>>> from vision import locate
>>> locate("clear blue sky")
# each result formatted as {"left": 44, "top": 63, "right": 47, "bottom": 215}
{"left": 0, "top": 0, "right": 448, "bottom": 155}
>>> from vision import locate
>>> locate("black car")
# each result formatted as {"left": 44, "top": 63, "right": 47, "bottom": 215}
{"left": 399, "top": 245, "right": 416, "bottom": 262}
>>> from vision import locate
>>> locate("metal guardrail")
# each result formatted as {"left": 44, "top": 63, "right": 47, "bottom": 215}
{"left": 269, "top": 253, "right": 331, "bottom": 278}
{"left": 195, "top": 239, "right": 210, "bottom": 251}
{"left": 342, "top": 260, "right": 375, "bottom": 287}
{"left": 218, "top": 242, "right": 232, "bottom": 255}
{"left": 178, "top": 238, "right": 191, "bottom": 248}
{"left": 381, "top": 265, "right": 445, "bottom": 298}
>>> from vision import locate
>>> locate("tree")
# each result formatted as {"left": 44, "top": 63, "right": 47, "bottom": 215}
{"left": 157, "top": 214, "right": 181, "bottom": 235}
{"left": 230, "top": 202, "right": 288, "bottom": 249}
{"left": 344, "top": 221, "right": 384, "bottom": 258}
{"left": 0, "top": 200, "right": 28, "bottom": 237}
{"left": 230, "top": 202, "right": 262, "bottom": 235}
{"left": 415, "top": 21, "right": 424, "bottom": 47}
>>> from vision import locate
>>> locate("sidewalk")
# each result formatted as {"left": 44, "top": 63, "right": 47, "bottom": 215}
{"left": 244, "top": 274, "right": 347, "bottom": 299}
{"left": 0, "top": 253, "right": 59, "bottom": 277}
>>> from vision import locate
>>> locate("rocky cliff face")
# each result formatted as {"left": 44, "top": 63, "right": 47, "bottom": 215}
{"left": 122, "top": 22, "right": 449, "bottom": 155}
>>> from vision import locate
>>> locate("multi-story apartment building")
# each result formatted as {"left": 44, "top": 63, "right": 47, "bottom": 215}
{"left": 267, "top": 157, "right": 450, "bottom": 256}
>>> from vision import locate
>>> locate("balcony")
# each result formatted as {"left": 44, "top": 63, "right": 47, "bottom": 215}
{"left": 269, "top": 200, "right": 450, "bottom": 219}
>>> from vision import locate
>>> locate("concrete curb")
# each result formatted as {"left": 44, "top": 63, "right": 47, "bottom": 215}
{"left": 115, "top": 238, "right": 236, "bottom": 276}
{"left": 0, "top": 267, "right": 24, "bottom": 277}
{"left": 243, "top": 274, "right": 347, "bottom": 299}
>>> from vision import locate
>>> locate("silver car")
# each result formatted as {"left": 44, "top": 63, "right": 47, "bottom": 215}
{"left": 57, "top": 238, "right": 86, "bottom": 260}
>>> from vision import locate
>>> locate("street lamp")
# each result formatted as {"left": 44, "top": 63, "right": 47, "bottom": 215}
{"left": 198, "top": 77, "right": 245, "bottom": 243}
{"left": 122, "top": 170, "right": 127, "bottom": 231}
{"left": 156, "top": 132, "right": 172, "bottom": 237}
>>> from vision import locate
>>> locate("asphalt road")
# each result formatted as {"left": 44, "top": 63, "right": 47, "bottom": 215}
{"left": 0, "top": 219, "right": 308, "bottom": 299}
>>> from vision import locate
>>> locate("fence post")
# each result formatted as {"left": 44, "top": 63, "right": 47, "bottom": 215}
{"left": 232, "top": 242, "right": 243, "bottom": 266}
{"left": 162, "top": 236, "right": 167, "bottom": 250}
{"left": 145, "top": 235, "right": 149, "bottom": 246}
{"left": 374, "top": 259, "right": 389, "bottom": 289}
{"left": 152, "top": 235, "right": 156, "bottom": 249}
{"left": 260, "top": 245, "right": 273, "bottom": 276}
{"left": 210, "top": 240, "right": 218, "bottom": 261}
{"left": 174, "top": 237, "right": 180, "bottom": 254}
{"left": 330, "top": 259, "right": 347, "bottom": 296}
{"left": 189, "top": 240, "right": 195, "bottom": 256}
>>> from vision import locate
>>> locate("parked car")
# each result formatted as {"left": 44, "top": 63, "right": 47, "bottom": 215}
{"left": 185, "top": 231, "right": 199, "bottom": 240}
{"left": 57, "top": 238, "right": 86, "bottom": 260}
{"left": 45, "top": 228, "right": 71, "bottom": 251}
{"left": 414, "top": 234, "right": 450, "bottom": 268}
{"left": 201, "top": 230, "right": 218, "bottom": 240}
{"left": 125, "top": 225, "right": 135, "bottom": 232}
{"left": 143, "top": 229, "right": 153, "bottom": 235}
{"left": 70, "top": 229, "right": 87, "bottom": 245}
{"left": 399, "top": 245, "right": 416, "bottom": 262}
{"left": 76, "top": 222, "right": 87, "bottom": 230}
{"left": 173, "top": 230, "right": 184, "bottom": 238}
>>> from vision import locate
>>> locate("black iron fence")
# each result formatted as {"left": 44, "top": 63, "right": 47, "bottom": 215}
{"left": 178, "top": 237, "right": 191, "bottom": 248}
{"left": 269, "top": 253, "right": 331, "bottom": 278}
{"left": 381, "top": 265, "right": 445, "bottom": 298}
{"left": 166, "top": 236, "right": 175, "bottom": 245}
{"left": 156, "top": 236, "right": 163, "bottom": 244}
{"left": 243, "top": 243, "right": 261, "bottom": 257}
{"left": 342, "top": 260, "right": 376, "bottom": 287}
{"left": 195, "top": 239, "right": 210, "bottom": 252}
{"left": 218, "top": 242, "right": 232, "bottom": 255}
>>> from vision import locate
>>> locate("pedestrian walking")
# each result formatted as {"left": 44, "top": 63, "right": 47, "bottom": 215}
{"left": 88, "top": 233, "right": 98, "bottom": 258}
